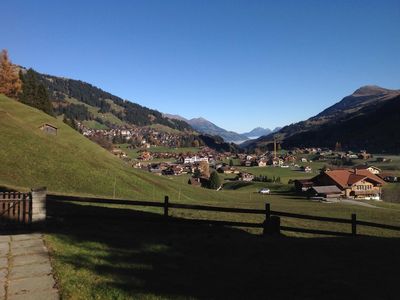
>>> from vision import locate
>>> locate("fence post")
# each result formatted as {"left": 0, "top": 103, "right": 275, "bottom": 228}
{"left": 164, "top": 196, "right": 169, "bottom": 219}
{"left": 351, "top": 213, "right": 357, "bottom": 236}
{"left": 265, "top": 203, "right": 270, "bottom": 221}
{"left": 31, "top": 187, "right": 47, "bottom": 225}
{"left": 263, "top": 203, "right": 280, "bottom": 236}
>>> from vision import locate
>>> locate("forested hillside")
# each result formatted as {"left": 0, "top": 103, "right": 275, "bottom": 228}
{"left": 25, "top": 69, "right": 192, "bottom": 131}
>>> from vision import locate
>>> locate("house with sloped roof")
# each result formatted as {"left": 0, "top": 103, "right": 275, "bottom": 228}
{"left": 312, "top": 169, "right": 385, "bottom": 199}
{"left": 354, "top": 165, "right": 381, "bottom": 174}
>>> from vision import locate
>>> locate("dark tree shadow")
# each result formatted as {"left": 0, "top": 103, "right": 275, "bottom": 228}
{"left": 37, "top": 200, "right": 400, "bottom": 299}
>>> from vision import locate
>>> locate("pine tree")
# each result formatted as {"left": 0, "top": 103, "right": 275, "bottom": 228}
{"left": 20, "top": 69, "right": 54, "bottom": 115}
{"left": 0, "top": 49, "right": 22, "bottom": 98}
{"left": 208, "top": 171, "right": 221, "bottom": 190}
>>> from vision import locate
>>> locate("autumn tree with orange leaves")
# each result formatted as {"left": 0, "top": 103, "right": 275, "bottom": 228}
{"left": 0, "top": 49, "right": 22, "bottom": 98}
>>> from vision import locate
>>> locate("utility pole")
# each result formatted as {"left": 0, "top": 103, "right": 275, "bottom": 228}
{"left": 113, "top": 176, "right": 116, "bottom": 199}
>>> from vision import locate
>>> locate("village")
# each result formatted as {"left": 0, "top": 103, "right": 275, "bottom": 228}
{"left": 41, "top": 122, "right": 399, "bottom": 202}
{"left": 100, "top": 127, "right": 399, "bottom": 201}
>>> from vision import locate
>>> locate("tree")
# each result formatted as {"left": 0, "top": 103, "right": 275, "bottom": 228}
{"left": 191, "top": 139, "right": 200, "bottom": 147}
{"left": 208, "top": 171, "right": 221, "bottom": 190}
{"left": 193, "top": 168, "right": 201, "bottom": 178}
{"left": 20, "top": 69, "right": 54, "bottom": 115}
{"left": 229, "top": 159, "right": 234, "bottom": 167}
{"left": 198, "top": 161, "right": 210, "bottom": 178}
{"left": 0, "top": 49, "right": 22, "bottom": 98}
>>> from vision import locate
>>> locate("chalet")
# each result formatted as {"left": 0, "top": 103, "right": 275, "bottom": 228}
{"left": 358, "top": 151, "right": 371, "bottom": 160}
{"left": 237, "top": 172, "right": 254, "bottom": 182}
{"left": 258, "top": 159, "right": 267, "bottom": 167}
{"left": 241, "top": 160, "right": 253, "bottom": 167}
{"left": 111, "top": 149, "right": 127, "bottom": 158}
{"left": 294, "top": 179, "right": 314, "bottom": 193}
{"left": 188, "top": 177, "right": 201, "bottom": 187}
{"left": 301, "top": 166, "right": 312, "bottom": 173}
{"left": 354, "top": 165, "right": 381, "bottom": 175}
{"left": 183, "top": 156, "right": 208, "bottom": 164}
{"left": 217, "top": 166, "right": 239, "bottom": 174}
{"left": 39, "top": 123, "right": 58, "bottom": 135}
{"left": 139, "top": 151, "right": 152, "bottom": 161}
{"left": 312, "top": 169, "right": 385, "bottom": 200}
{"left": 268, "top": 157, "right": 283, "bottom": 166}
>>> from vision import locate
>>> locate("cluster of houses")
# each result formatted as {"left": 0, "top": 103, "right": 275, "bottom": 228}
{"left": 294, "top": 165, "right": 397, "bottom": 201}
{"left": 79, "top": 123, "right": 190, "bottom": 148}
{"left": 238, "top": 152, "right": 297, "bottom": 167}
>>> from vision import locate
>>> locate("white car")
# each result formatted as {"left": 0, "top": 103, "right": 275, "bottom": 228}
{"left": 259, "top": 188, "right": 270, "bottom": 194}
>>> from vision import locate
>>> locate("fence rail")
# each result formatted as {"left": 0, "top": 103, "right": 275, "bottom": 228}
{"left": 48, "top": 194, "right": 400, "bottom": 237}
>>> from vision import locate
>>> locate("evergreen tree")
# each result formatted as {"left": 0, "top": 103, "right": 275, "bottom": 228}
{"left": 20, "top": 69, "right": 54, "bottom": 115}
{"left": 0, "top": 49, "right": 22, "bottom": 98}
{"left": 193, "top": 168, "right": 201, "bottom": 178}
{"left": 229, "top": 159, "right": 234, "bottom": 167}
{"left": 208, "top": 171, "right": 221, "bottom": 190}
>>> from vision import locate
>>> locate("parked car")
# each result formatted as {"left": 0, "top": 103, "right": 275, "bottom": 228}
{"left": 259, "top": 188, "right": 270, "bottom": 194}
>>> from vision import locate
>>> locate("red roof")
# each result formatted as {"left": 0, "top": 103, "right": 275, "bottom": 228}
{"left": 322, "top": 169, "right": 385, "bottom": 188}
{"left": 353, "top": 169, "right": 386, "bottom": 185}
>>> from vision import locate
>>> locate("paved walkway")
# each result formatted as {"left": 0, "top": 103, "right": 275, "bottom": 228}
{"left": 0, "top": 233, "right": 59, "bottom": 300}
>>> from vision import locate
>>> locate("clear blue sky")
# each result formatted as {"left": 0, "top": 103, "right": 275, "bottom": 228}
{"left": 2, "top": 0, "right": 399, "bottom": 132}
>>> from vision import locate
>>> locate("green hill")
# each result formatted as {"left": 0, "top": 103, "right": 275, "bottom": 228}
{"left": 0, "top": 94, "right": 169, "bottom": 198}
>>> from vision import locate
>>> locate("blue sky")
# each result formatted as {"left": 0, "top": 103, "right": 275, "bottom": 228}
{"left": 2, "top": 0, "right": 399, "bottom": 132}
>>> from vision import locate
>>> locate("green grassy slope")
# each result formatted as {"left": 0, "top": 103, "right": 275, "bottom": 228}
{"left": 0, "top": 94, "right": 169, "bottom": 198}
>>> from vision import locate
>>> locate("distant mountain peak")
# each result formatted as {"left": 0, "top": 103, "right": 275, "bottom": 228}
{"left": 242, "top": 127, "right": 272, "bottom": 138}
{"left": 352, "top": 85, "right": 392, "bottom": 96}
{"left": 190, "top": 117, "right": 208, "bottom": 122}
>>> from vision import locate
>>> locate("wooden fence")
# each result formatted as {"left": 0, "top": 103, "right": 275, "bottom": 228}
{"left": 48, "top": 194, "right": 400, "bottom": 237}
{"left": 0, "top": 192, "right": 32, "bottom": 226}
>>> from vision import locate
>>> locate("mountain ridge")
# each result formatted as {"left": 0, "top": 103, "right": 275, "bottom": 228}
{"left": 244, "top": 85, "right": 400, "bottom": 152}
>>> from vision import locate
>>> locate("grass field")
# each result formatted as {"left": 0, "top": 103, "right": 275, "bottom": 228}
{"left": 43, "top": 201, "right": 400, "bottom": 300}
{"left": 2, "top": 94, "right": 400, "bottom": 299}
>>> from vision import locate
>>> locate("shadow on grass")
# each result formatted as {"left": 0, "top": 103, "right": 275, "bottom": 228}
{"left": 40, "top": 201, "right": 400, "bottom": 299}
{"left": 272, "top": 189, "right": 307, "bottom": 200}
{"left": 0, "top": 185, "right": 18, "bottom": 192}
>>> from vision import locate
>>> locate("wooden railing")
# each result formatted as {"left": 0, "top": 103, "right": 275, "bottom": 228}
{"left": 48, "top": 194, "right": 400, "bottom": 237}
{"left": 0, "top": 192, "right": 32, "bottom": 226}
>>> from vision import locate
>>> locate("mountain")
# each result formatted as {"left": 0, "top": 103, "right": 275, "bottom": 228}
{"left": 21, "top": 68, "right": 193, "bottom": 132}
{"left": 186, "top": 117, "right": 248, "bottom": 143}
{"left": 245, "top": 85, "right": 400, "bottom": 152}
{"left": 242, "top": 127, "right": 272, "bottom": 139}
